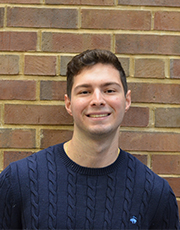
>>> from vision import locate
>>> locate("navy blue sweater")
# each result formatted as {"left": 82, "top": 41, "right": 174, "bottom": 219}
{"left": 0, "top": 143, "right": 179, "bottom": 229}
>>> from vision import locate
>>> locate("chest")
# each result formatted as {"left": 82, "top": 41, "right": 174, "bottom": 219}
{"left": 21, "top": 170, "right": 150, "bottom": 229}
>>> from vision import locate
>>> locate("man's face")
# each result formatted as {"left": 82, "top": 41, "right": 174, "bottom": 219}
{"left": 65, "top": 63, "right": 131, "bottom": 139}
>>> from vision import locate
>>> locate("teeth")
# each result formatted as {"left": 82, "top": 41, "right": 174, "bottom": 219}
{"left": 89, "top": 114, "right": 109, "bottom": 118}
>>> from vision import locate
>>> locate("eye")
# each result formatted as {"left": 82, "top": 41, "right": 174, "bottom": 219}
{"left": 105, "top": 89, "right": 116, "bottom": 94}
{"left": 79, "top": 90, "right": 90, "bottom": 95}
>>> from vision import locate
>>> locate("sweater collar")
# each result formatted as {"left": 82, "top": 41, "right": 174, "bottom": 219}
{"left": 56, "top": 143, "right": 126, "bottom": 176}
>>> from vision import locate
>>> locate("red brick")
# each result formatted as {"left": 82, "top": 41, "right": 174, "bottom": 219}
{"left": 40, "top": 129, "right": 73, "bottom": 148}
{"left": 121, "top": 107, "right": 149, "bottom": 127}
{"left": 0, "top": 129, "right": 35, "bottom": 148}
{"left": 118, "top": 57, "right": 129, "bottom": 77}
{"left": 40, "top": 81, "right": 66, "bottom": 101}
{"left": 42, "top": 33, "right": 111, "bottom": 53}
{"left": 4, "top": 104, "right": 73, "bottom": 125}
{"left": 0, "top": 55, "right": 19, "bottom": 75}
{"left": 119, "top": 131, "right": 180, "bottom": 152}
{"left": 134, "top": 58, "right": 165, "bottom": 78}
{"left": 24, "top": 55, "right": 56, "bottom": 76}
{"left": 115, "top": 34, "right": 180, "bottom": 55}
{"left": 0, "top": 8, "right": 4, "bottom": 27}
{"left": 129, "top": 83, "right": 180, "bottom": 104}
{"left": 165, "top": 178, "right": 180, "bottom": 197}
{"left": 60, "top": 55, "right": 74, "bottom": 76}
{"left": 0, "top": 0, "right": 40, "bottom": 3}
{"left": 154, "top": 11, "right": 180, "bottom": 32}
{"left": 170, "top": 59, "right": 180, "bottom": 79}
{"left": 45, "top": 0, "right": 114, "bottom": 5}
{"left": 4, "top": 151, "right": 33, "bottom": 169}
{"left": 0, "top": 106, "right": 1, "bottom": 125}
{"left": 155, "top": 108, "right": 180, "bottom": 128}
{"left": 152, "top": 155, "right": 180, "bottom": 174}
{"left": 82, "top": 9, "right": 151, "bottom": 30}
{"left": 7, "top": 7, "right": 78, "bottom": 29}
{"left": 118, "top": 0, "right": 180, "bottom": 6}
{"left": 132, "top": 154, "right": 147, "bottom": 165}
{"left": 0, "top": 32, "right": 37, "bottom": 51}
{"left": 0, "top": 80, "right": 36, "bottom": 100}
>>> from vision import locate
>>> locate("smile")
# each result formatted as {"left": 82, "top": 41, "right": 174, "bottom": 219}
{"left": 88, "top": 113, "right": 110, "bottom": 118}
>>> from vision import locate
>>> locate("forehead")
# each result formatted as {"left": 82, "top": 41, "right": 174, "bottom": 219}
{"left": 72, "top": 63, "right": 121, "bottom": 87}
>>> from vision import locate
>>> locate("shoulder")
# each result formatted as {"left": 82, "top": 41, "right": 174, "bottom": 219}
{"left": 0, "top": 164, "right": 11, "bottom": 189}
{"left": 123, "top": 150, "right": 163, "bottom": 178}
{"left": 15, "top": 142, "right": 63, "bottom": 164}
{"left": 0, "top": 143, "right": 64, "bottom": 201}
{"left": 121, "top": 149, "right": 172, "bottom": 200}
{"left": 1, "top": 143, "right": 64, "bottom": 179}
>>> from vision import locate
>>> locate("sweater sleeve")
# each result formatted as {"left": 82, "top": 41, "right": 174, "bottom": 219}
{"left": 0, "top": 165, "right": 22, "bottom": 229}
{"left": 150, "top": 182, "right": 179, "bottom": 229}
{"left": 161, "top": 187, "right": 180, "bottom": 229}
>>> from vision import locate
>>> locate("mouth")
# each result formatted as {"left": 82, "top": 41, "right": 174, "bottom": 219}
{"left": 87, "top": 113, "right": 110, "bottom": 118}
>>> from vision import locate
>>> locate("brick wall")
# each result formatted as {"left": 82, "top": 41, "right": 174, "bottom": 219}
{"left": 0, "top": 0, "right": 179, "bottom": 212}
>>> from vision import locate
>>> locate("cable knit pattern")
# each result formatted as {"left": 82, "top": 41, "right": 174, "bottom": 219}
{"left": 162, "top": 206, "right": 169, "bottom": 229}
{"left": 0, "top": 166, "right": 10, "bottom": 188}
{"left": 3, "top": 186, "right": 11, "bottom": 229}
{"left": 103, "top": 171, "right": 117, "bottom": 229}
{"left": 47, "top": 148, "right": 57, "bottom": 229}
{"left": 67, "top": 168, "right": 77, "bottom": 230}
{"left": 121, "top": 154, "right": 136, "bottom": 229}
{"left": 0, "top": 167, "right": 11, "bottom": 229}
{"left": 162, "top": 189, "right": 179, "bottom": 229}
{"left": 0, "top": 144, "right": 179, "bottom": 229}
{"left": 172, "top": 191, "right": 180, "bottom": 229}
{"left": 138, "top": 166, "right": 154, "bottom": 227}
{"left": 28, "top": 154, "right": 39, "bottom": 229}
{"left": 85, "top": 176, "right": 97, "bottom": 229}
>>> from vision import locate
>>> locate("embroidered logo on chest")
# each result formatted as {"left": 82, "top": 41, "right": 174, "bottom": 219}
{"left": 130, "top": 216, "right": 137, "bottom": 224}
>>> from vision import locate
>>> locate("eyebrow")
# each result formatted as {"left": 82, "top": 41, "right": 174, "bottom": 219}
{"left": 74, "top": 82, "right": 121, "bottom": 91}
{"left": 102, "top": 82, "right": 121, "bottom": 87}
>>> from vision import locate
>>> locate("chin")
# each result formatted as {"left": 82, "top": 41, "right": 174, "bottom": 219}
{"left": 87, "top": 127, "right": 116, "bottom": 137}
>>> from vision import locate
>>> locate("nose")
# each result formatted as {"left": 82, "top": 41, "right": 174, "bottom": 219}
{"left": 90, "top": 89, "right": 105, "bottom": 106}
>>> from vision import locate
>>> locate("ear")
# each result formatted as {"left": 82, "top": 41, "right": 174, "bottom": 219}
{"left": 64, "top": 94, "right": 73, "bottom": 116}
{"left": 125, "top": 90, "right": 131, "bottom": 113}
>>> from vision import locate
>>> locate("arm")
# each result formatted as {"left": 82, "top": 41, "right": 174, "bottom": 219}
{"left": 161, "top": 188, "right": 179, "bottom": 229}
{"left": 0, "top": 165, "right": 22, "bottom": 229}
{"left": 0, "top": 166, "right": 12, "bottom": 229}
{"left": 150, "top": 184, "right": 179, "bottom": 229}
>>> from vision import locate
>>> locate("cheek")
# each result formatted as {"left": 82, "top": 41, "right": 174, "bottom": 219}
{"left": 70, "top": 98, "right": 88, "bottom": 115}
{"left": 109, "top": 97, "right": 125, "bottom": 109}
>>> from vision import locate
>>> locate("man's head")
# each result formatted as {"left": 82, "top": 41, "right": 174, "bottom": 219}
{"left": 66, "top": 49, "right": 128, "bottom": 99}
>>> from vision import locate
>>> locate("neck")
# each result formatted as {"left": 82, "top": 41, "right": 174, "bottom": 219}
{"left": 64, "top": 129, "right": 120, "bottom": 168}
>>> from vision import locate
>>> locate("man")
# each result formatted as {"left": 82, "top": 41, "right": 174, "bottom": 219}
{"left": 0, "top": 49, "right": 179, "bottom": 229}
